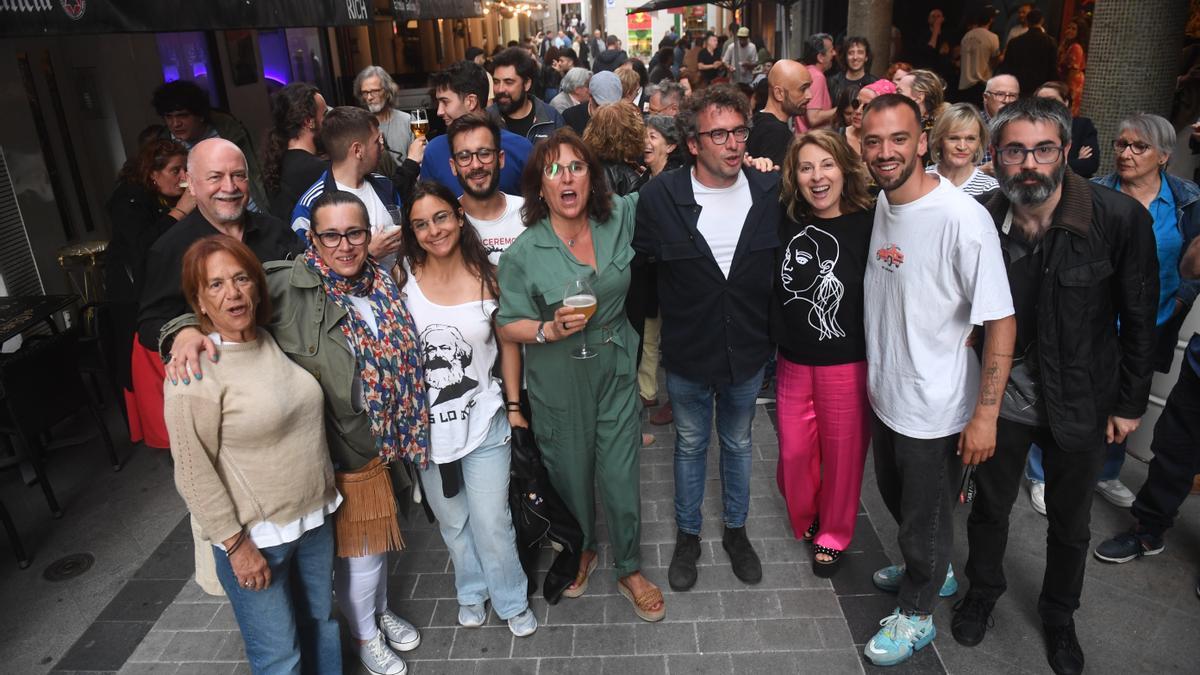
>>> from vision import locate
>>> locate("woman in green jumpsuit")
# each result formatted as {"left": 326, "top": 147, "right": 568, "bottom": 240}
{"left": 497, "top": 129, "right": 665, "bottom": 622}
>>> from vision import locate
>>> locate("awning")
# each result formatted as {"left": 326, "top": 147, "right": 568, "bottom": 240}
{"left": 391, "top": 0, "right": 485, "bottom": 20}
{"left": 628, "top": 0, "right": 747, "bottom": 13}
{"left": 0, "top": 0, "right": 370, "bottom": 38}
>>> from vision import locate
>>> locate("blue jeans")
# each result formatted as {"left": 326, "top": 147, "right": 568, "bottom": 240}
{"left": 667, "top": 366, "right": 764, "bottom": 535}
{"left": 213, "top": 519, "right": 340, "bottom": 675}
{"left": 420, "top": 411, "right": 529, "bottom": 619}
{"left": 1026, "top": 440, "right": 1125, "bottom": 483}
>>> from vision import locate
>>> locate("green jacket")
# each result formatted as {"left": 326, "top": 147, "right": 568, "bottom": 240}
{"left": 159, "top": 258, "right": 415, "bottom": 493}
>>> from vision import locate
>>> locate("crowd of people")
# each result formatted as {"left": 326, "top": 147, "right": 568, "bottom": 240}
{"left": 96, "top": 11, "right": 1200, "bottom": 675}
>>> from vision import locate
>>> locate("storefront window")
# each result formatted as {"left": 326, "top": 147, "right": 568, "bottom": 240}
{"left": 155, "top": 32, "right": 220, "bottom": 108}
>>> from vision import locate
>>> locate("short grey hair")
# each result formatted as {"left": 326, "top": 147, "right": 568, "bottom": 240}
{"left": 988, "top": 96, "right": 1071, "bottom": 148}
{"left": 353, "top": 65, "right": 398, "bottom": 106}
{"left": 1118, "top": 113, "right": 1175, "bottom": 157}
{"left": 649, "top": 81, "right": 686, "bottom": 107}
{"left": 561, "top": 67, "right": 591, "bottom": 94}
{"left": 645, "top": 114, "right": 682, "bottom": 147}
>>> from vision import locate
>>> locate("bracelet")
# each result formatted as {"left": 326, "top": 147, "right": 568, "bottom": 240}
{"left": 225, "top": 531, "right": 247, "bottom": 556}
{"left": 505, "top": 402, "right": 522, "bottom": 411}
{"left": 169, "top": 207, "right": 185, "bottom": 219}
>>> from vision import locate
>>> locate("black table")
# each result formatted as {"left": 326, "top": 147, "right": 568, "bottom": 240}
{"left": 0, "top": 294, "right": 78, "bottom": 345}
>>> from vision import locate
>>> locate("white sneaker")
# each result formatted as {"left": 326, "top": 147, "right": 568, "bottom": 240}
{"left": 1095, "top": 479, "right": 1136, "bottom": 508}
{"left": 458, "top": 602, "right": 487, "bottom": 628}
{"left": 358, "top": 633, "right": 406, "bottom": 675}
{"left": 378, "top": 610, "right": 421, "bottom": 652}
{"left": 507, "top": 608, "right": 538, "bottom": 637}
{"left": 1030, "top": 481, "right": 1047, "bottom": 516}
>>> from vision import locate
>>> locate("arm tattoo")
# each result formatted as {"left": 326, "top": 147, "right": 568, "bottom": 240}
{"left": 980, "top": 361, "right": 1001, "bottom": 407}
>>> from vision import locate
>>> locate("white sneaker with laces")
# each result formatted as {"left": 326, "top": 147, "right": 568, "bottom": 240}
{"left": 358, "top": 633, "right": 406, "bottom": 675}
{"left": 458, "top": 602, "right": 487, "bottom": 628}
{"left": 378, "top": 610, "right": 421, "bottom": 652}
{"left": 1030, "top": 481, "right": 1047, "bottom": 516}
{"left": 507, "top": 607, "right": 538, "bottom": 637}
{"left": 1095, "top": 479, "right": 1136, "bottom": 508}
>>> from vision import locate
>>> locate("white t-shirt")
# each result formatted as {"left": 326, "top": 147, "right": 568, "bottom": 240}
{"left": 468, "top": 193, "right": 526, "bottom": 265}
{"left": 403, "top": 272, "right": 503, "bottom": 464}
{"left": 959, "top": 27, "right": 1000, "bottom": 89}
{"left": 864, "top": 176, "right": 1014, "bottom": 439}
{"left": 692, "top": 170, "right": 752, "bottom": 278}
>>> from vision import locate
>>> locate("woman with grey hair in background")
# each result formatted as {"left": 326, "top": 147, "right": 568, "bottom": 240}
{"left": 1025, "top": 111, "right": 1200, "bottom": 517}
{"left": 354, "top": 65, "right": 424, "bottom": 178}
{"left": 551, "top": 67, "right": 592, "bottom": 113}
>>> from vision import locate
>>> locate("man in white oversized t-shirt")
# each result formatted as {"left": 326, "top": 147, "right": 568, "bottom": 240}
{"left": 446, "top": 115, "right": 526, "bottom": 265}
{"left": 290, "top": 106, "right": 404, "bottom": 272}
{"left": 857, "top": 94, "right": 1015, "bottom": 668}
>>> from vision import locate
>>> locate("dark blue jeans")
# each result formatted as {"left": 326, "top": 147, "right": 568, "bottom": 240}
{"left": 667, "top": 366, "right": 764, "bottom": 535}
{"left": 213, "top": 519, "right": 341, "bottom": 675}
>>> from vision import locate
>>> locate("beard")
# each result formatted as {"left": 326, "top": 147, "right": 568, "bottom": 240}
{"left": 496, "top": 89, "right": 527, "bottom": 116}
{"left": 426, "top": 357, "right": 465, "bottom": 390}
{"left": 457, "top": 166, "right": 501, "bottom": 199}
{"left": 366, "top": 100, "right": 386, "bottom": 114}
{"left": 1000, "top": 164, "right": 1065, "bottom": 207}
{"left": 869, "top": 154, "right": 919, "bottom": 192}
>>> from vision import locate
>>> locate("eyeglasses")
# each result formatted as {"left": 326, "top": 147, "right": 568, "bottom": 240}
{"left": 984, "top": 91, "right": 1019, "bottom": 102}
{"left": 452, "top": 148, "right": 499, "bottom": 166}
{"left": 1113, "top": 140, "right": 1152, "bottom": 155}
{"left": 411, "top": 210, "right": 456, "bottom": 230}
{"left": 996, "top": 145, "right": 1065, "bottom": 165}
{"left": 313, "top": 228, "right": 370, "bottom": 248}
{"left": 360, "top": 88, "right": 386, "bottom": 99}
{"left": 696, "top": 126, "right": 751, "bottom": 145}
{"left": 543, "top": 160, "right": 589, "bottom": 179}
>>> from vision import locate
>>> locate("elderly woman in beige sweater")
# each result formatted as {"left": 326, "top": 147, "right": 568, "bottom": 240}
{"left": 164, "top": 234, "right": 342, "bottom": 674}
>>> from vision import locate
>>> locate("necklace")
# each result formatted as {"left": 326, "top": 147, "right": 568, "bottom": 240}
{"left": 559, "top": 223, "right": 588, "bottom": 248}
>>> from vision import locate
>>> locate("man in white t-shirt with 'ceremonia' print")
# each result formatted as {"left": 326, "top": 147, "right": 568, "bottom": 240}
{"left": 857, "top": 93, "right": 1016, "bottom": 668}
{"left": 446, "top": 115, "right": 526, "bottom": 265}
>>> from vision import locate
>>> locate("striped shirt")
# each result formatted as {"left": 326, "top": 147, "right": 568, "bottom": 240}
{"left": 926, "top": 166, "right": 999, "bottom": 197}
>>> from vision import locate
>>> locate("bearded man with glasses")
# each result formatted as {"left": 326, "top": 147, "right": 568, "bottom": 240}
{"left": 953, "top": 96, "right": 1159, "bottom": 675}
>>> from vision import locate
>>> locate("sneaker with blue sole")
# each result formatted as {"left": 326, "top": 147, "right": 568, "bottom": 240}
{"left": 864, "top": 608, "right": 936, "bottom": 667}
{"left": 872, "top": 563, "right": 958, "bottom": 597}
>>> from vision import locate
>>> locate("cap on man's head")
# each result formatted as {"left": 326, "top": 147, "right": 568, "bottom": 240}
{"left": 589, "top": 71, "right": 622, "bottom": 105}
{"left": 736, "top": 27, "right": 750, "bottom": 38}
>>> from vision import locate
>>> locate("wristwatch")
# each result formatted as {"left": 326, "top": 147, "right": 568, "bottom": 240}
{"left": 536, "top": 321, "right": 547, "bottom": 344}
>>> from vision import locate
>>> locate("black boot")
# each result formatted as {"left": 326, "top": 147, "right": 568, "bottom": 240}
{"left": 668, "top": 530, "right": 701, "bottom": 591}
{"left": 1043, "top": 619, "right": 1084, "bottom": 675}
{"left": 721, "top": 526, "right": 762, "bottom": 584}
{"left": 951, "top": 594, "right": 995, "bottom": 646}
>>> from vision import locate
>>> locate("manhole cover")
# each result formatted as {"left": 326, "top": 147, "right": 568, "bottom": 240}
{"left": 42, "top": 553, "right": 94, "bottom": 582}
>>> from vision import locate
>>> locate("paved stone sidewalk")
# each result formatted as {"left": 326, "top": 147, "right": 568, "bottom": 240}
{"left": 39, "top": 399, "right": 1200, "bottom": 674}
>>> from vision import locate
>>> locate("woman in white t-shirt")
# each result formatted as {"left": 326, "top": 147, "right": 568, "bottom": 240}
{"left": 395, "top": 181, "right": 537, "bottom": 637}
{"left": 925, "top": 102, "right": 999, "bottom": 196}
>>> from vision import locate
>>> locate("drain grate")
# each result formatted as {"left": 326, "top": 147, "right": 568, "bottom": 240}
{"left": 42, "top": 553, "right": 94, "bottom": 582}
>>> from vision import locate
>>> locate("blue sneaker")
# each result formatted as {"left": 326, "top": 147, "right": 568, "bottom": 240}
{"left": 872, "top": 563, "right": 958, "bottom": 597}
{"left": 864, "top": 608, "right": 936, "bottom": 666}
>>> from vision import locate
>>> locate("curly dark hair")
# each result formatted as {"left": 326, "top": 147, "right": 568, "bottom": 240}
{"left": 676, "top": 83, "right": 750, "bottom": 143}
{"left": 151, "top": 80, "right": 210, "bottom": 118}
{"left": 519, "top": 128, "right": 613, "bottom": 226}
{"left": 263, "top": 83, "right": 321, "bottom": 197}
{"left": 116, "top": 138, "right": 188, "bottom": 194}
{"left": 395, "top": 181, "right": 499, "bottom": 307}
{"left": 492, "top": 47, "right": 538, "bottom": 84}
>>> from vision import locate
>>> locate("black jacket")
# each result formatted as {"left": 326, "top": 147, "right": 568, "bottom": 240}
{"left": 602, "top": 161, "right": 647, "bottom": 197}
{"left": 634, "top": 166, "right": 781, "bottom": 385}
{"left": 592, "top": 48, "right": 628, "bottom": 72}
{"left": 982, "top": 170, "right": 1159, "bottom": 451}
{"left": 1068, "top": 116, "right": 1100, "bottom": 178}
{"left": 1001, "top": 27, "right": 1060, "bottom": 96}
{"left": 562, "top": 101, "right": 590, "bottom": 136}
{"left": 137, "top": 209, "right": 302, "bottom": 351}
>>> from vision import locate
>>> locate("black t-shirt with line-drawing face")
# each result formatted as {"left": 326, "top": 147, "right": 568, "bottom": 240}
{"left": 770, "top": 208, "right": 873, "bottom": 366}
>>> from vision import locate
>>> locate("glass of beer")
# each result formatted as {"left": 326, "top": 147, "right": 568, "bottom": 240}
{"left": 410, "top": 108, "right": 429, "bottom": 140}
{"left": 563, "top": 278, "right": 598, "bottom": 360}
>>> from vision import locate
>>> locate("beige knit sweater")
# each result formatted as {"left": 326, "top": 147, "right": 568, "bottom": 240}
{"left": 164, "top": 329, "right": 337, "bottom": 545}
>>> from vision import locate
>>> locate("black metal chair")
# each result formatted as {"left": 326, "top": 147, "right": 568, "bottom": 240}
{"left": 0, "top": 329, "right": 119, "bottom": 568}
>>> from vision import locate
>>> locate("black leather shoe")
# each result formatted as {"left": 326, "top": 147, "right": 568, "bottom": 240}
{"left": 721, "top": 526, "right": 762, "bottom": 584}
{"left": 951, "top": 595, "right": 995, "bottom": 646}
{"left": 1043, "top": 620, "right": 1085, "bottom": 675}
{"left": 668, "top": 531, "right": 701, "bottom": 591}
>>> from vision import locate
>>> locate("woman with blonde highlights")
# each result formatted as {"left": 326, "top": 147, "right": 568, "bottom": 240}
{"left": 926, "top": 102, "right": 998, "bottom": 196}
{"left": 773, "top": 130, "right": 875, "bottom": 572}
